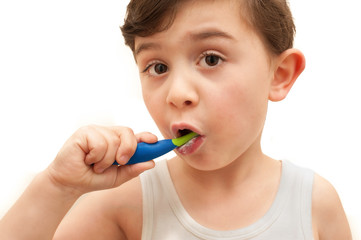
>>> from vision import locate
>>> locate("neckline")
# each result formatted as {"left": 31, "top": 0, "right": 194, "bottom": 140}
{"left": 157, "top": 160, "right": 294, "bottom": 239}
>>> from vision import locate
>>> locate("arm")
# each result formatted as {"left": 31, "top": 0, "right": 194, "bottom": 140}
{"left": 54, "top": 176, "right": 143, "bottom": 240}
{"left": 0, "top": 125, "right": 156, "bottom": 240}
{"left": 312, "top": 174, "right": 352, "bottom": 240}
{"left": 0, "top": 171, "right": 80, "bottom": 240}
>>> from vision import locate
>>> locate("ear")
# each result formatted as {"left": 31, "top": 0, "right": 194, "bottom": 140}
{"left": 269, "top": 49, "right": 306, "bottom": 102}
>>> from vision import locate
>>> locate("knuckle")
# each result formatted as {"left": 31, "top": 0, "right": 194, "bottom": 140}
{"left": 77, "top": 125, "right": 97, "bottom": 134}
{"left": 81, "top": 124, "right": 95, "bottom": 131}
{"left": 123, "top": 126, "right": 134, "bottom": 136}
{"left": 112, "top": 134, "right": 121, "bottom": 145}
{"left": 96, "top": 138, "right": 108, "bottom": 150}
{"left": 119, "top": 142, "right": 134, "bottom": 155}
{"left": 110, "top": 136, "right": 121, "bottom": 151}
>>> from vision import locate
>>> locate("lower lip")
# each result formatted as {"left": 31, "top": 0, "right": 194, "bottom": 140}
{"left": 176, "top": 135, "right": 204, "bottom": 155}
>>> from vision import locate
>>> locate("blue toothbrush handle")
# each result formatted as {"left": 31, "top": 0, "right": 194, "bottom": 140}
{"left": 113, "top": 139, "right": 177, "bottom": 165}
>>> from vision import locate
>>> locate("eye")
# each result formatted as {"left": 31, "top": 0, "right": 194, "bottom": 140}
{"left": 143, "top": 62, "right": 168, "bottom": 76}
{"left": 199, "top": 52, "right": 224, "bottom": 68}
{"left": 205, "top": 55, "right": 220, "bottom": 66}
{"left": 152, "top": 63, "right": 168, "bottom": 75}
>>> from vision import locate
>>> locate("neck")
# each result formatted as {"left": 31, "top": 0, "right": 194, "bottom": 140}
{"left": 188, "top": 154, "right": 269, "bottom": 190}
{"left": 169, "top": 141, "right": 278, "bottom": 193}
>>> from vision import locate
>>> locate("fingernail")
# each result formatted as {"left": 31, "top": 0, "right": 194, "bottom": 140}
{"left": 118, "top": 156, "right": 128, "bottom": 165}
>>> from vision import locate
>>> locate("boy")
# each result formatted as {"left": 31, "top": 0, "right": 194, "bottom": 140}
{"left": 0, "top": 0, "right": 352, "bottom": 239}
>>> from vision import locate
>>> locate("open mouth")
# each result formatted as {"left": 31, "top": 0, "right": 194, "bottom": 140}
{"left": 175, "top": 129, "right": 203, "bottom": 155}
{"left": 177, "top": 128, "right": 193, "bottom": 137}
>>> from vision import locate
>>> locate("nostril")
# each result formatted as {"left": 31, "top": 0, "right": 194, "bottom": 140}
{"left": 184, "top": 100, "right": 192, "bottom": 106}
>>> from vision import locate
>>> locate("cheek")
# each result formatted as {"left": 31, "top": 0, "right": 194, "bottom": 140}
{"left": 142, "top": 87, "right": 172, "bottom": 138}
{"left": 208, "top": 81, "right": 261, "bottom": 116}
{"left": 142, "top": 88, "right": 163, "bottom": 121}
{"left": 206, "top": 78, "right": 269, "bottom": 134}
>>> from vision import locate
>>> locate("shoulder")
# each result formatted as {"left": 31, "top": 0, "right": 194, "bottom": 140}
{"left": 54, "top": 176, "right": 143, "bottom": 240}
{"left": 107, "top": 176, "right": 144, "bottom": 239}
{"left": 312, "top": 174, "right": 352, "bottom": 240}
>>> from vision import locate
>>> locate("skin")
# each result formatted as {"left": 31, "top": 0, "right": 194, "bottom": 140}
{"left": 0, "top": 0, "right": 352, "bottom": 239}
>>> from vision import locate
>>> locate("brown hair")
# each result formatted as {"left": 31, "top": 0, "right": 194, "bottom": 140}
{"left": 121, "top": 0, "right": 295, "bottom": 55}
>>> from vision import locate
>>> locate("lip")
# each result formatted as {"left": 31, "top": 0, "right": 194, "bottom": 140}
{"left": 171, "top": 122, "right": 202, "bottom": 138}
{"left": 170, "top": 122, "right": 204, "bottom": 155}
{"left": 176, "top": 135, "right": 204, "bottom": 155}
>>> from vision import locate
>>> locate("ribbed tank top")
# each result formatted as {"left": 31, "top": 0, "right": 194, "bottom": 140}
{"left": 140, "top": 160, "right": 314, "bottom": 240}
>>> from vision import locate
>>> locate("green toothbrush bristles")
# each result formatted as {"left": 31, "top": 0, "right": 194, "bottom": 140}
{"left": 172, "top": 132, "right": 198, "bottom": 147}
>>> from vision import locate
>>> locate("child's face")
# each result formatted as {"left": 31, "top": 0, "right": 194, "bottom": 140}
{"left": 134, "top": 0, "right": 275, "bottom": 170}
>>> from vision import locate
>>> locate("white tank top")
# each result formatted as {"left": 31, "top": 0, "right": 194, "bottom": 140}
{"left": 140, "top": 160, "right": 314, "bottom": 240}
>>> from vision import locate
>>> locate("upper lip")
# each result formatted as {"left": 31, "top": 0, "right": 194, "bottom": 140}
{"left": 171, "top": 123, "right": 202, "bottom": 138}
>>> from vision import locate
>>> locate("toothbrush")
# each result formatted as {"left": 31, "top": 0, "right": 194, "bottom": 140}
{"left": 113, "top": 131, "right": 198, "bottom": 165}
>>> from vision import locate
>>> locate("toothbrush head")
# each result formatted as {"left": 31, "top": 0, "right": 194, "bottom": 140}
{"left": 172, "top": 131, "right": 198, "bottom": 147}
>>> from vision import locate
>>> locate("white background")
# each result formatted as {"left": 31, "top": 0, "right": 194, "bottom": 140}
{"left": 0, "top": 0, "right": 360, "bottom": 237}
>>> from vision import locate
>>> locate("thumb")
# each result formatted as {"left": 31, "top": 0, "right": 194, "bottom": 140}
{"left": 113, "top": 161, "right": 155, "bottom": 187}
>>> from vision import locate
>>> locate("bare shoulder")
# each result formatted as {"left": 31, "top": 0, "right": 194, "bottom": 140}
{"left": 312, "top": 174, "right": 352, "bottom": 240}
{"left": 115, "top": 175, "right": 144, "bottom": 239}
{"left": 54, "top": 176, "right": 143, "bottom": 240}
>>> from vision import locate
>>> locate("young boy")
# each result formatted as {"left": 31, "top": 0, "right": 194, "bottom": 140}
{"left": 0, "top": 0, "right": 352, "bottom": 239}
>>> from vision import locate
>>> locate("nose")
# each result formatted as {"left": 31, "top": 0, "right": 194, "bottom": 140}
{"left": 166, "top": 72, "right": 199, "bottom": 109}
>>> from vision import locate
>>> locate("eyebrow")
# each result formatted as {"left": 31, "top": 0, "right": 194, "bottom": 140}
{"left": 135, "top": 42, "right": 161, "bottom": 56}
{"left": 190, "top": 30, "right": 235, "bottom": 42}
{"left": 135, "top": 30, "right": 235, "bottom": 56}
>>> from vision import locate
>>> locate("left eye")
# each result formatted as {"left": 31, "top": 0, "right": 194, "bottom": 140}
{"left": 199, "top": 53, "right": 223, "bottom": 68}
{"left": 151, "top": 63, "right": 168, "bottom": 75}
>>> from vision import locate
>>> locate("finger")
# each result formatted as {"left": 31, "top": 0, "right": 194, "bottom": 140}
{"left": 135, "top": 132, "right": 158, "bottom": 144}
{"left": 113, "top": 160, "right": 155, "bottom": 187}
{"left": 92, "top": 128, "right": 121, "bottom": 173}
{"left": 111, "top": 127, "right": 138, "bottom": 165}
{"left": 89, "top": 161, "right": 155, "bottom": 190}
{"left": 81, "top": 126, "right": 108, "bottom": 166}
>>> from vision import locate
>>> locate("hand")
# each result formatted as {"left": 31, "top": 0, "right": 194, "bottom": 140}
{"left": 45, "top": 125, "right": 157, "bottom": 195}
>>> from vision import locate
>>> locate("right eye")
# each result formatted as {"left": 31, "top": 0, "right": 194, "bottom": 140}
{"left": 143, "top": 62, "right": 169, "bottom": 76}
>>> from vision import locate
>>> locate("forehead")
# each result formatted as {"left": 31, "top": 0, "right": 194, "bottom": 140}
{"left": 134, "top": 0, "right": 255, "bottom": 56}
